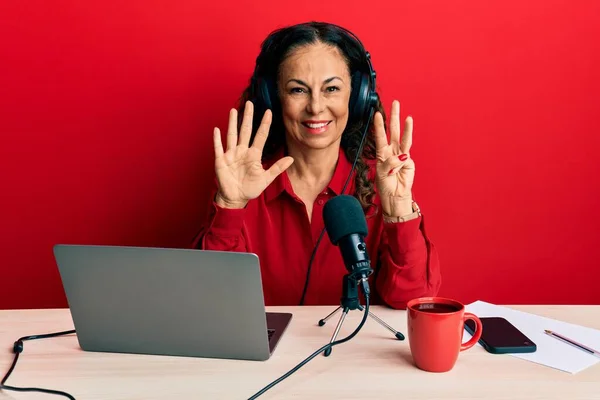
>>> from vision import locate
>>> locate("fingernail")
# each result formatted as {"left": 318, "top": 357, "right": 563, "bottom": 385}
{"left": 388, "top": 168, "right": 395, "bottom": 175}
{"left": 399, "top": 154, "right": 408, "bottom": 161}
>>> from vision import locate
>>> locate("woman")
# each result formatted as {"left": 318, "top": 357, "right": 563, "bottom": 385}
{"left": 192, "top": 21, "right": 441, "bottom": 309}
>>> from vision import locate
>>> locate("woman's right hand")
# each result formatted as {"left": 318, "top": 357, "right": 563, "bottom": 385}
{"left": 213, "top": 101, "right": 294, "bottom": 209}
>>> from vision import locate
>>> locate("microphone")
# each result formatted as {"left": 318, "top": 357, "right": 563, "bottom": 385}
{"left": 322, "top": 195, "right": 373, "bottom": 294}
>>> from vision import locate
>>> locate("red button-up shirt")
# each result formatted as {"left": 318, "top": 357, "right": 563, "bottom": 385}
{"left": 192, "top": 149, "right": 441, "bottom": 309}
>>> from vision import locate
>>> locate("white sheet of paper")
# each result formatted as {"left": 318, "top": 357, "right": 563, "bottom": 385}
{"left": 463, "top": 300, "right": 600, "bottom": 374}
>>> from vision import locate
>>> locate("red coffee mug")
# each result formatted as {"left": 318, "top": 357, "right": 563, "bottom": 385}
{"left": 406, "top": 297, "right": 483, "bottom": 372}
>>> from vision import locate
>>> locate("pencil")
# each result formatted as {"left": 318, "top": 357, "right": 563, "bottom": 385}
{"left": 544, "top": 330, "right": 600, "bottom": 358}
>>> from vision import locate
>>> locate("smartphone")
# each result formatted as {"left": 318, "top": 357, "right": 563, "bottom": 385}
{"left": 464, "top": 317, "right": 537, "bottom": 354}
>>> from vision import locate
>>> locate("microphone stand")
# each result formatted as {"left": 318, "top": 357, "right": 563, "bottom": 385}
{"left": 317, "top": 273, "right": 405, "bottom": 357}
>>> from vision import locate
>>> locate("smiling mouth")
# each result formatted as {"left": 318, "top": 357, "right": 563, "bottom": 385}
{"left": 301, "top": 121, "right": 332, "bottom": 134}
{"left": 302, "top": 121, "right": 330, "bottom": 128}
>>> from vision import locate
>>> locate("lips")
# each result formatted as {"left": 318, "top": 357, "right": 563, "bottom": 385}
{"left": 303, "top": 121, "right": 330, "bottom": 129}
{"left": 302, "top": 120, "right": 331, "bottom": 134}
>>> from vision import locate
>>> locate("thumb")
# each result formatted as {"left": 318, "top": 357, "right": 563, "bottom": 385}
{"left": 378, "top": 155, "right": 406, "bottom": 178}
{"left": 265, "top": 156, "right": 294, "bottom": 186}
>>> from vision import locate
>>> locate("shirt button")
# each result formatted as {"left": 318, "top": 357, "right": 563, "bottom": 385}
{"left": 318, "top": 199, "right": 324, "bottom": 205}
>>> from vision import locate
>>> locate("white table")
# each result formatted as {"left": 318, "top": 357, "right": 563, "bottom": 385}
{"left": 1, "top": 305, "right": 599, "bottom": 399}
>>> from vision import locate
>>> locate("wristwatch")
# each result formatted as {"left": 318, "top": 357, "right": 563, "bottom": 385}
{"left": 383, "top": 201, "right": 421, "bottom": 224}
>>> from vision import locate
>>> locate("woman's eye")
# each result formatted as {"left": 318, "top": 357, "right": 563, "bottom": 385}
{"left": 326, "top": 86, "right": 340, "bottom": 92}
{"left": 290, "top": 87, "right": 306, "bottom": 94}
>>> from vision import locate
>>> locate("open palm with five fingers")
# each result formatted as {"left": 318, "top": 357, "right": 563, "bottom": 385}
{"left": 213, "top": 101, "right": 294, "bottom": 209}
{"left": 373, "top": 100, "right": 416, "bottom": 217}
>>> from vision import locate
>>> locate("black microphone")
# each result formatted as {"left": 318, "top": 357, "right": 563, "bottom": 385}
{"left": 323, "top": 195, "right": 373, "bottom": 294}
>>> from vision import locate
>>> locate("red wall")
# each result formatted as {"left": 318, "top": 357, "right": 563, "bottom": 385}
{"left": 2, "top": 1, "right": 599, "bottom": 309}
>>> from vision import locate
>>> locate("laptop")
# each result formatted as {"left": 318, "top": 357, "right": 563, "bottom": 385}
{"left": 53, "top": 245, "right": 292, "bottom": 361}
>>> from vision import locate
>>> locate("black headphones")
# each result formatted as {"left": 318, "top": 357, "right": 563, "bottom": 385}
{"left": 250, "top": 24, "right": 380, "bottom": 129}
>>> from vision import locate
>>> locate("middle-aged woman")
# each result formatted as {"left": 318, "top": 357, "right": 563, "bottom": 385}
{"left": 192, "top": 21, "right": 442, "bottom": 309}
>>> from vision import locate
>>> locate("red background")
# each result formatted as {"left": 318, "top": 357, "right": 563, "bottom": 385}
{"left": 2, "top": 1, "right": 599, "bottom": 309}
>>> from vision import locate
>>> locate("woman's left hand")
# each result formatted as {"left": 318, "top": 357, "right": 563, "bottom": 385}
{"left": 373, "top": 100, "right": 415, "bottom": 217}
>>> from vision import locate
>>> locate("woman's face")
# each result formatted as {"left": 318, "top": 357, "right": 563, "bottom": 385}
{"left": 277, "top": 42, "right": 352, "bottom": 152}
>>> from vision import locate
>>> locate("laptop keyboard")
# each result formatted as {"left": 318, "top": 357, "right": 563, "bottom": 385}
{"left": 267, "top": 329, "right": 275, "bottom": 342}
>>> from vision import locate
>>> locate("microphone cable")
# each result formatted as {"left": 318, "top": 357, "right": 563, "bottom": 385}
{"left": 248, "top": 280, "right": 371, "bottom": 400}
{"left": 1, "top": 329, "right": 77, "bottom": 399}
{"left": 298, "top": 108, "right": 375, "bottom": 305}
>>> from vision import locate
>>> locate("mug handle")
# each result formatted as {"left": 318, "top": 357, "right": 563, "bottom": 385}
{"left": 460, "top": 312, "right": 483, "bottom": 351}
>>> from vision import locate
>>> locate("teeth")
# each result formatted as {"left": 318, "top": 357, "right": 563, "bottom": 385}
{"left": 306, "top": 122, "right": 328, "bottom": 128}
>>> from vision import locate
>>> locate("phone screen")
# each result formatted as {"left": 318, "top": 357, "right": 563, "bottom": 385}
{"left": 465, "top": 317, "right": 536, "bottom": 353}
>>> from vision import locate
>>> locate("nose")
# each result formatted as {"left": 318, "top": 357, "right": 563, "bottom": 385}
{"left": 306, "top": 92, "right": 325, "bottom": 115}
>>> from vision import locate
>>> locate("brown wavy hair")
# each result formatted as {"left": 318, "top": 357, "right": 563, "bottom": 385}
{"left": 237, "top": 21, "right": 387, "bottom": 213}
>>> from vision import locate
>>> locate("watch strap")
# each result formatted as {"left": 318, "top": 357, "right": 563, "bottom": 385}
{"left": 382, "top": 201, "right": 421, "bottom": 224}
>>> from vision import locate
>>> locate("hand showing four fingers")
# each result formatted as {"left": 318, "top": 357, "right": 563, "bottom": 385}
{"left": 373, "top": 100, "right": 416, "bottom": 217}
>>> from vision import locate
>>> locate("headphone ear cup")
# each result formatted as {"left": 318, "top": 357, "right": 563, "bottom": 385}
{"left": 254, "top": 76, "right": 279, "bottom": 116}
{"left": 350, "top": 71, "right": 375, "bottom": 126}
{"left": 259, "top": 78, "right": 273, "bottom": 111}
{"left": 252, "top": 76, "right": 270, "bottom": 111}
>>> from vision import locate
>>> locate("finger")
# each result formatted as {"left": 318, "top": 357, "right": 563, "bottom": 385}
{"left": 238, "top": 101, "right": 254, "bottom": 147}
{"left": 213, "top": 127, "right": 224, "bottom": 158}
{"left": 400, "top": 116, "right": 413, "bottom": 154}
{"left": 251, "top": 109, "right": 272, "bottom": 151}
{"left": 373, "top": 111, "right": 388, "bottom": 151}
{"left": 390, "top": 100, "right": 401, "bottom": 148}
{"left": 265, "top": 156, "right": 294, "bottom": 186}
{"left": 378, "top": 155, "right": 406, "bottom": 177}
{"left": 226, "top": 108, "right": 238, "bottom": 151}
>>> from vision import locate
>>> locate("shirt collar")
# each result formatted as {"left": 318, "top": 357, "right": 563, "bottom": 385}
{"left": 264, "top": 147, "right": 354, "bottom": 203}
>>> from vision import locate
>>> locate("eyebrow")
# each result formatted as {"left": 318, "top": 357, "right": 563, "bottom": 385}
{"left": 286, "top": 76, "right": 344, "bottom": 86}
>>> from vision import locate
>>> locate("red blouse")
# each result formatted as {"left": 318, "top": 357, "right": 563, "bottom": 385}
{"left": 192, "top": 149, "right": 441, "bottom": 309}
